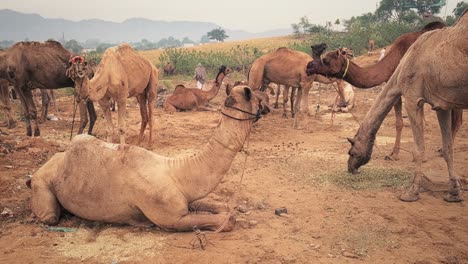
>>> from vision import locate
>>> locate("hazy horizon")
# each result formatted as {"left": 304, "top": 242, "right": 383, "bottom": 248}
{"left": 1, "top": 0, "right": 460, "bottom": 32}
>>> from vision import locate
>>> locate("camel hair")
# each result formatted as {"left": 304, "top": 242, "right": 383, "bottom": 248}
{"left": 68, "top": 44, "right": 158, "bottom": 145}
{"left": 247, "top": 47, "right": 335, "bottom": 128}
{"left": 163, "top": 65, "right": 232, "bottom": 113}
{"left": 4, "top": 41, "right": 97, "bottom": 136}
{"left": 347, "top": 11, "right": 468, "bottom": 202}
{"left": 28, "top": 85, "right": 270, "bottom": 232}
{"left": 306, "top": 21, "right": 463, "bottom": 161}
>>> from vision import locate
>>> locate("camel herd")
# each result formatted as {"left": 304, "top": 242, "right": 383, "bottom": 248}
{"left": 1, "top": 10, "right": 467, "bottom": 231}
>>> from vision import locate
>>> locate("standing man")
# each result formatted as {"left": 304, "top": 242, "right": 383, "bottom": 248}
{"left": 193, "top": 63, "right": 207, "bottom": 89}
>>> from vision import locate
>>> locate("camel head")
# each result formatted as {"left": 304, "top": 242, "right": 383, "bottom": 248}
{"left": 347, "top": 133, "right": 374, "bottom": 174}
{"left": 223, "top": 85, "right": 270, "bottom": 122}
{"left": 66, "top": 56, "right": 90, "bottom": 99}
{"left": 306, "top": 45, "right": 350, "bottom": 78}
{"left": 215, "top": 65, "right": 233, "bottom": 86}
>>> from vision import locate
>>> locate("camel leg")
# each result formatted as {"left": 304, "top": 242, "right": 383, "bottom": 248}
{"left": 300, "top": 84, "right": 311, "bottom": 115}
{"left": 274, "top": 85, "right": 281, "bottom": 109}
{"left": 0, "top": 81, "right": 16, "bottom": 128}
{"left": 189, "top": 199, "right": 230, "bottom": 214}
{"left": 48, "top": 90, "right": 58, "bottom": 114}
{"left": 385, "top": 99, "right": 403, "bottom": 161}
{"left": 136, "top": 94, "right": 149, "bottom": 146}
{"left": 451, "top": 109, "right": 462, "bottom": 143}
{"left": 77, "top": 99, "right": 88, "bottom": 135}
{"left": 282, "top": 86, "right": 290, "bottom": 118}
{"left": 400, "top": 100, "right": 425, "bottom": 202}
{"left": 293, "top": 88, "right": 302, "bottom": 129}
{"left": 87, "top": 101, "right": 97, "bottom": 135}
{"left": 147, "top": 88, "right": 155, "bottom": 145}
{"left": 30, "top": 153, "right": 64, "bottom": 225}
{"left": 116, "top": 98, "right": 127, "bottom": 144}
{"left": 39, "top": 89, "right": 50, "bottom": 124}
{"left": 290, "top": 87, "right": 296, "bottom": 118}
{"left": 98, "top": 97, "right": 115, "bottom": 143}
{"left": 23, "top": 88, "right": 40, "bottom": 136}
{"left": 436, "top": 110, "right": 463, "bottom": 202}
{"left": 139, "top": 197, "right": 235, "bottom": 232}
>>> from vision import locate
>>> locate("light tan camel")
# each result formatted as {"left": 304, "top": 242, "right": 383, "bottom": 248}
{"left": 28, "top": 85, "right": 270, "bottom": 231}
{"left": 306, "top": 21, "right": 463, "bottom": 161}
{"left": 248, "top": 47, "right": 334, "bottom": 127}
{"left": 347, "top": 11, "right": 468, "bottom": 202}
{"left": 68, "top": 44, "right": 158, "bottom": 145}
{"left": 163, "top": 65, "right": 232, "bottom": 113}
{"left": 367, "top": 40, "right": 375, "bottom": 56}
{"left": 331, "top": 80, "right": 355, "bottom": 113}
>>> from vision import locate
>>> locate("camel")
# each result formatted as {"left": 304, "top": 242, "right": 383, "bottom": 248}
{"left": 331, "top": 80, "right": 355, "bottom": 113}
{"left": 367, "top": 40, "right": 375, "bottom": 56}
{"left": 163, "top": 62, "right": 175, "bottom": 76}
{"left": 347, "top": 11, "right": 468, "bottom": 202}
{"left": 0, "top": 79, "right": 15, "bottom": 128}
{"left": 163, "top": 65, "right": 232, "bottom": 113}
{"left": 68, "top": 44, "right": 158, "bottom": 145}
{"left": 248, "top": 47, "right": 334, "bottom": 127}
{"left": 29, "top": 85, "right": 270, "bottom": 231}
{"left": 272, "top": 84, "right": 298, "bottom": 118}
{"left": 306, "top": 21, "right": 463, "bottom": 161}
{"left": 4, "top": 41, "right": 97, "bottom": 136}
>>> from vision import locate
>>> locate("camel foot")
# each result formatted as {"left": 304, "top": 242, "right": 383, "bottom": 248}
{"left": 444, "top": 193, "right": 464, "bottom": 202}
{"left": 273, "top": 103, "right": 279, "bottom": 109}
{"left": 384, "top": 154, "right": 399, "bottom": 161}
{"left": 399, "top": 192, "right": 420, "bottom": 202}
{"left": 219, "top": 213, "right": 236, "bottom": 232}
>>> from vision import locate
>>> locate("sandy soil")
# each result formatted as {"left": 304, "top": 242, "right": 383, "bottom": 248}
{"left": 0, "top": 54, "right": 467, "bottom": 264}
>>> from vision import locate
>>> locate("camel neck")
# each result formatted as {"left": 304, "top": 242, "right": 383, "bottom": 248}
{"left": 84, "top": 73, "right": 108, "bottom": 102}
{"left": 355, "top": 77, "right": 402, "bottom": 150}
{"left": 169, "top": 116, "right": 253, "bottom": 202}
{"left": 205, "top": 72, "right": 225, "bottom": 101}
{"left": 344, "top": 56, "right": 398, "bottom": 88}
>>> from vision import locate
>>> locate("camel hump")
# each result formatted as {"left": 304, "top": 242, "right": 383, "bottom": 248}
{"left": 276, "top": 47, "right": 289, "bottom": 51}
{"left": 71, "top": 134, "right": 97, "bottom": 144}
{"left": 420, "top": 21, "right": 446, "bottom": 32}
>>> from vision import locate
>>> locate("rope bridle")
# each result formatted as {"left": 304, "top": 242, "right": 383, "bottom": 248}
{"left": 341, "top": 57, "right": 350, "bottom": 78}
{"left": 221, "top": 104, "right": 263, "bottom": 122}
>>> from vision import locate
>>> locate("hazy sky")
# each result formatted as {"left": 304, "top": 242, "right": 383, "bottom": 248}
{"left": 1, "top": 0, "right": 460, "bottom": 32}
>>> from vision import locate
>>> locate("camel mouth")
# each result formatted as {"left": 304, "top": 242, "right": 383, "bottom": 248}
{"left": 77, "top": 71, "right": 86, "bottom": 78}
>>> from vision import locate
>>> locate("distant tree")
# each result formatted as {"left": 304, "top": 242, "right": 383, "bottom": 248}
{"left": 84, "top": 38, "right": 100, "bottom": 49}
{"left": 200, "top": 35, "right": 210, "bottom": 43}
{"left": 96, "top": 43, "right": 114, "bottom": 53}
{"left": 335, "top": 19, "right": 340, "bottom": 25}
{"left": 65, "top": 39, "right": 83, "bottom": 53}
{"left": 207, "top": 28, "right": 229, "bottom": 42}
{"left": 453, "top": 1, "right": 468, "bottom": 17}
{"left": 182, "top": 37, "right": 194, "bottom": 44}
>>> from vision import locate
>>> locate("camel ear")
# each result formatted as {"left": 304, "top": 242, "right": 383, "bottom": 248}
{"left": 243, "top": 87, "right": 252, "bottom": 101}
{"left": 224, "top": 96, "right": 237, "bottom": 107}
{"left": 347, "top": 137, "right": 355, "bottom": 145}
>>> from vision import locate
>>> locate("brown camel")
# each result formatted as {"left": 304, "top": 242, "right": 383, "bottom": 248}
{"left": 163, "top": 62, "right": 175, "bottom": 76}
{"left": 367, "top": 39, "right": 375, "bottom": 56}
{"left": 29, "top": 85, "right": 270, "bottom": 231}
{"left": 68, "top": 44, "right": 158, "bottom": 145}
{"left": 347, "top": 11, "right": 468, "bottom": 202}
{"left": 248, "top": 47, "right": 334, "bottom": 127}
{"left": 163, "top": 65, "right": 232, "bottom": 113}
{"left": 4, "top": 41, "right": 97, "bottom": 136}
{"left": 306, "top": 21, "right": 463, "bottom": 161}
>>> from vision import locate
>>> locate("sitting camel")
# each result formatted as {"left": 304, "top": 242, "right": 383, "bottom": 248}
{"left": 28, "top": 85, "right": 270, "bottom": 231}
{"left": 331, "top": 80, "right": 355, "bottom": 113}
{"left": 163, "top": 65, "right": 232, "bottom": 113}
{"left": 68, "top": 44, "right": 158, "bottom": 145}
{"left": 348, "top": 10, "right": 468, "bottom": 202}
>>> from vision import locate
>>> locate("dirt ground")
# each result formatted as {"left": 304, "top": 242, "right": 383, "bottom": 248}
{"left": 0, "top": 55, "right": 467, "bottom": 264}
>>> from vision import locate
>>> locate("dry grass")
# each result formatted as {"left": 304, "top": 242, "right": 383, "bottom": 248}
{"left": 139, "top": 35, "right": 298, "bottom": 66}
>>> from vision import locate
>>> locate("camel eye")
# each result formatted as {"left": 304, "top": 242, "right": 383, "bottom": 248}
{"left": 323, "top": 59, "right": 330, "bottom": 66}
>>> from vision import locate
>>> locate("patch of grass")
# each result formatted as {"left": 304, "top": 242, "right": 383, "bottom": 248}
{"left": 312, "top": 167, "right": 412, "bottom": 190}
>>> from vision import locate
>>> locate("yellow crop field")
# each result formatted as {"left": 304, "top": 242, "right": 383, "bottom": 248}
{"left": 139, "top": 35, "right": 298, "bottom": 66}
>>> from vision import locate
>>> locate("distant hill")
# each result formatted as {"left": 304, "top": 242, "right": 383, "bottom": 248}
{"left": 0, "top": 9, "right": 291, "bottom": 43}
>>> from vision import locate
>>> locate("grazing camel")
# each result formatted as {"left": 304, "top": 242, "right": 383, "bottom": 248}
{"left": 163, "top": 65, "right": 232, "bottom": 113}
{"left": 367, "top": 40, "right": 375, "bottom": 56}
{"left": 248, "top": 47, "right": 334, "bottom": 127}
{"left": 306, "top": 21, "right": 462, "bottom": 161}
{"left": 29, "top": 85, "right": 270, "bottom": 231}
{"left": 68, "top": 44, "right": 158, "bottom": 145}
{"left": 347, "top": 11, "right": 468, "bottom": 202}
{"left": 4, "top": 41, "right": 97, "bottom": 136}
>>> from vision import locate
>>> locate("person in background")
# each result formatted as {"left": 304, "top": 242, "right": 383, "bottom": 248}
{"left": 193, "top": 63, "right": 207, "bottom": 89}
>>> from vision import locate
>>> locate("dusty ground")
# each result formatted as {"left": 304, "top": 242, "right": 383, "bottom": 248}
{"left": 0, "top": 54, "right": 467, "bottom": 264}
